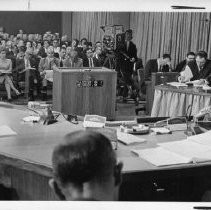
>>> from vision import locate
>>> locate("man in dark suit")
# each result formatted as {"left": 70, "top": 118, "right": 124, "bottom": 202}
{"left": 83, "top": 48, "right": 102, "bottom": 67}
{"left": 59, "top": 47, "right": 66, "bottom": 67}
{"left": 16, "top": 50, "right": 40, "bottom": 100}
{"left": 116, "top": 29, "right": 138, "bottom": 102}
{"left": 144, "top": 54, "right": 172, "bottom": 81}
{"left": 180, "top": 51, "right": 211, "bottom": 82}
{"left": 175, "top": 52, "right": 195, "bottom": 73}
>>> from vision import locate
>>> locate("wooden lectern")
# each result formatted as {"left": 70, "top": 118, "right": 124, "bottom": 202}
{"left": 53, "top": 67, "right": 117, "bottom": 120}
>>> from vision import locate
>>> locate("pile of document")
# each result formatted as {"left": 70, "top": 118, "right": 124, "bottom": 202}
{"left": 132, "top": 130, "right": 211, "bottom": 166}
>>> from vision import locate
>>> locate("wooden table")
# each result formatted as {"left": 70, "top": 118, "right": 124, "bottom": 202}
{"left": 0, "top": 102, "right": 211, "bottom": 201}
{"left": 151, "top": 85, "right": 211, "bottom": 117}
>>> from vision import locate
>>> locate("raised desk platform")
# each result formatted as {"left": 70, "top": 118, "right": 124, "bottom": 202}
{"left": 0, "top": 103, "right": 211, "bottom": 201}
{"left": 151, "top": 85, "right": 211, "bottom": 117}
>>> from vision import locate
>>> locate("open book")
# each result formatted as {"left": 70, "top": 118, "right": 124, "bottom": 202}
{"left": 132, "top": 139, "right": 211, "bottom": 166}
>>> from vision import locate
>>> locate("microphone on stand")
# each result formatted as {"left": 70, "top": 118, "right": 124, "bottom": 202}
{"left": 43, "top": 106, "right": 57, "bottom": 125}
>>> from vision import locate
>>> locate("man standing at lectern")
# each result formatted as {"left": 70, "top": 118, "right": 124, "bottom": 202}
{"left": 117, "top": 29, "right": 138, "bottom": 103}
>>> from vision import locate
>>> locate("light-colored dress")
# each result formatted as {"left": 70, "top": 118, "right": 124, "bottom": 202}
{"left": 0, "top": 58, "right": 12, "bottom": 83}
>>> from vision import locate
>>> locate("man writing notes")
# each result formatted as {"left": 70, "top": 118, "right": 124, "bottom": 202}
{"left": 49, "top": 131, "right": 123, "bottom": 201}
{"left": 179, "top": 51, "right": 211, "bottom": 84}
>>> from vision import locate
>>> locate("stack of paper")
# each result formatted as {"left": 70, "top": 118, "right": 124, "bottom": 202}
{"left": 158, "top": 140, "right": 211, "bottom": 162}
{"left": 22, "top": 116, "right": 40, "bottom": 122}
{"left": 188, "top": 130, "right": 211, "bottom": 146}
{"left": 132, "top": 147, "right": 191, "bottom": 166}
{"left": 117, "top": 131, "right": 146, "bottom": 145}
{"left": 167, "top": 82, "right": 187, "bottom": 87}
{"left": 132, "top": 134, "right": 211, "bottom": 166}
{"left": 0, "top": 125, "right": 17, "bottom": 137}
{"left": 150, "top": 127, "right": 171, "bottom": 134}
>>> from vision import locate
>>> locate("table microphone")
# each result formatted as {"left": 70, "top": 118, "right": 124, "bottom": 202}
{"left": 43, "top": 106, "right": 57, "bottom": 125}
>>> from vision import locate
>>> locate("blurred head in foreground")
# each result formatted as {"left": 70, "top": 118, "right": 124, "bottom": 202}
{"left": 49, "top": 130, "right": 123, "bottom": 201}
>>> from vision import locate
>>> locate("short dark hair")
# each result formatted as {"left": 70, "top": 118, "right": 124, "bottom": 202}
{"left": 162, "top": 53, "right": 171, "bottom": 60}
{"left": 186, "top": 51, "right": 195, "bottom": 57}
{"left": 52, "top": 131, "right": 116, "bottom": 187}
{"left": 60, "top": 46, "right": 66, "bottom": 51}
{"left": 81, "top": 38, "right": 88, "bottom": 43}
{"left": 72, "top": 39, "right": 79, "bottom": 47}
{"left": 87, "top": 42, "right": 92, "bottom": 47}
{"left": 125, "top": 29, "right": 133, "bottom": 34}
{"left": 85, "top": 48, "right": 93, "bottom": 54}
{"left": 196, "top": 51, "right": 207, "bottom": 59}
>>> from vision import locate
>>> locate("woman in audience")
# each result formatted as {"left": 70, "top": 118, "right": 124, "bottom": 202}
{"left": 52, "top": 39, "right": 60, "bottom": 54}
{"left": 0, "top": 47, "right": 20, "bottom": 101}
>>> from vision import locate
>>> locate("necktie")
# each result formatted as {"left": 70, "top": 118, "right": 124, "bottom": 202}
{"left": 127, "top": 41, "right": 129, "bottom": 51}
{"left": 89, "top": 58, "right": 93, "bottom": 68}
{"left": 26, "top": 59, "right": 30, "bottom": 68}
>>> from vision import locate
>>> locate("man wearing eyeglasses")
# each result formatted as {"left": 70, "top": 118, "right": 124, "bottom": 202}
{"left": 179, "top": 51, "right": 211, "bottom": 84}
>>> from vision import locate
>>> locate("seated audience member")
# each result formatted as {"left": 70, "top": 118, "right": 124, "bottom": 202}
{"left": 87, "top": 42, "right": 93, "bottom": 50}
{"left": 16, "top": 49, "right": 40, "bottom": 100}
{"left": 26, "top": 41, "right": 32, "bottom": 51}
{"left": 93, "top": 46, "right": 105, "bottom": 67}
{"left": 175, "top": 51, "right": 195, "bottom": 72}
{"left": 83, "top": 48, "right": 103, "bottom": 68}
{"left": 59, "top": 47, "right": 66, "bottom": 67}
{"left": 49, "top": 130, "right": 123, "bottom": 201}
{"left": 179, "top": 51, "right": 211, "bottom": 83}
{"left": 5, "top": 40, "right": 16, "bottom": 70}
{"left": 17, "top": 40, "right": 25, "bottom": 52}
{"left": 52, "top": 39, "right": 60, "bottom": 54}
{"left": 78, "top": 41, "right": 88, "bottom": 60}
{"left": 0, "top": 47, "right": 20, "bottom": 101}
{"left": 80, "top": 38, "right": 88, "bottom": 47}
{"left": 83, "top": 48, "right": 94, "bottom": 67}
{"left": 39, "top": 47, "right": 60, "bottom": 100}
{"left": 63, "top": 49, "right": 83, "bottom": 68}
{"left": 71, "top": 39, "right": 80, "bottom": 53}
{"left": 37, "top": 42, "right": 46, "bottom": 58}
{"left": 95, "top": 41, "right": 102, "bottom": 48}
{"left": 43, "top": 40, "right": 50, "bottom": 53}
{"left": 144, "top": 54, "right": 172, "bottom": 80}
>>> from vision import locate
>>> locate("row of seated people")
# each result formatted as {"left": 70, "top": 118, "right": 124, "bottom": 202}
{"left": 141, "top": 51, "right": 211, "bottom": 94}
{"left": 0, "top": 43, "right": 114, "bottom": 101}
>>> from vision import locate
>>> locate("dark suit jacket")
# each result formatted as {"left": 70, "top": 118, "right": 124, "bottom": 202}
{"left": 83, "top": 56, "right": 103, "bottom": 67}
{"left": 187, "top": 60, "right": 211, "bottom": 81}
{"left": 116, "top": 41, "right": 137, "bottom": 74}
{"left": 15, "top": 57, "right": 39, "bottom": 82}
{"left": 144, "top": 59, "right": 170, "bottom": 80}
{"left": 175, "top": 60, "right": 186, "bottom": 72}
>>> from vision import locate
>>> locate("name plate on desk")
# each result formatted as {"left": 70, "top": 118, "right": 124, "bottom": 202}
{"left": 76, "top": 80, "right": 104, "bottom": 88}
